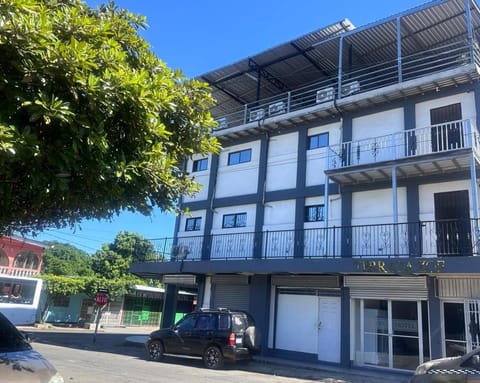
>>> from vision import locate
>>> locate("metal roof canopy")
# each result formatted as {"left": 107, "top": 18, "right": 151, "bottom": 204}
{"left": 199, "top": 0, "right": 480, "bottom": 119}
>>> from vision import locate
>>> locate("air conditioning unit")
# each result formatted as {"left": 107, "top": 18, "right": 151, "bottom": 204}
{"left": 316, "top": 87, "right": 335, "bottom": 103}
{"left": 216, "top": 117, "right": 228, "bottom": 129}
{"left": 341, "top": 81, "right": 360, "bottom": 97}
{"left": 171, "top": 245, "right": 190, "bottom": 261}
{"left": 268, "top": 101, "right": 285, "bottom": 116}
{"left": 249, "top": 109, "right": 265, "bottom": 122}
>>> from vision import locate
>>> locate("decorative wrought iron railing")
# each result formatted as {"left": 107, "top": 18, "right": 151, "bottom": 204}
{"left": 146, "top": 219, "right": 480, "bottom": 262}
{"left": 213, "top": 40, "right": 477, "bottom": 131}
{"left": 327, "top": 119, "right": 479, "bottom": 170}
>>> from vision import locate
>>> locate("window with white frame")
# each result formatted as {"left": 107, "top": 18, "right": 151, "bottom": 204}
{"left": 222, "top": 213, "right": 247, "bottom": 228}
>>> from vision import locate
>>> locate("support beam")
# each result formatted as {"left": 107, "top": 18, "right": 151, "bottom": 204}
{"left": 397, "top": 17, "right": 403, "bottom": 82}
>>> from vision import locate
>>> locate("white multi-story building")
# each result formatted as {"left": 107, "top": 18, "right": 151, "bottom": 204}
{"left": 132, "top": 0, "right": 480, "bottom": 372}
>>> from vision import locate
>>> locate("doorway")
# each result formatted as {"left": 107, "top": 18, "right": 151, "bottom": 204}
{"left": 430, "top": 103, "right": 463, "bottom": 152}
{"left": 434, "top": 190, "right": 471, "bottom": 256}
{"left": 359, "top": 299, "right": 429, "bottom": 370}
{"left": 275, "top": 290, "right": 341, "bottom": 363}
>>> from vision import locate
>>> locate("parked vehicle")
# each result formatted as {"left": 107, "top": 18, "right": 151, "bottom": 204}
{"left": 410, "top": 348, "right": 480, "bottom": 382}
{"left": 0, "top": 312, "right": 64, "bottom": 383}
{"left": 146, "top": 308, "right": 260, "bottom": 369}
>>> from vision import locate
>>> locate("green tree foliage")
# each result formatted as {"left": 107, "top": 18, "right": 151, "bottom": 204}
{"left": 0, "top": 0, "right": 220, "bottom": 235}
{"left": 92, "top": 231, "right": 155, "bottom": 278}
{"left": 41, "top": 232, "right": 156, "bottom": 306}
{"left": 41, "top": 241, "right": 94, "bottom": 276}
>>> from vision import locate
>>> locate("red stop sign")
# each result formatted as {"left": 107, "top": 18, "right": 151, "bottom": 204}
{"left": 95, "top": 292, "right": 108, "bottom": 306}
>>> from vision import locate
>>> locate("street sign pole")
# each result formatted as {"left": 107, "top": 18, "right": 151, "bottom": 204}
{"left": 93, "top": 289, "right": 109, "bottom": 344}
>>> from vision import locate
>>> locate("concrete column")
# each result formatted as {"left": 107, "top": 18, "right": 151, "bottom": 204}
{"left": 340, "top": 286, "right": 351, "bottom": 367}
{"left": 249, "top": 275, "right": 271, "bottom": 355}
{"left": 161, "top": 284, "right": 179, "bottom": 328}
{"left": 427, "top": 277, "right": 442, "bottom": 359}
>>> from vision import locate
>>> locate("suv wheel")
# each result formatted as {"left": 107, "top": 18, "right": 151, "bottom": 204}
{"left": 148, "top": 340, "right": 164, "bottom": 361}
{"left": 203, "top": 345, "right": 224, "bottom": 369}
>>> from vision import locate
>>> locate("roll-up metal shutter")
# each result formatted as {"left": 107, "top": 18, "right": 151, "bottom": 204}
{"left": 211, "top": 275, "right": 249, "bottom": 285}
{"left": 213, "top": 284, "right": 250, "bottom": 312}
{"left": 344, "top": 275, "right": 428, "bottom": 300}
{"left": 437, "top": 277, "right": 480, "bottom": 298}
{"left": 271, "top": 275, "right": 340, "bottom": 288}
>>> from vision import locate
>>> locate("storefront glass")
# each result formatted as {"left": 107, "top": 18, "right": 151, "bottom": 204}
{"left": 355, "top": 298, "right": 429, "bottom": 370}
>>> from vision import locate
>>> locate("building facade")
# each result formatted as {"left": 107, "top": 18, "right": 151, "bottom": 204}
{"left": 131, "top": 0, "right": 480, "bottom": 372}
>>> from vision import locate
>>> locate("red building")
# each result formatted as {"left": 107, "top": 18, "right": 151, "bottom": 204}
{"left": 0, "top": 236, "right": 45, "bottom": 277}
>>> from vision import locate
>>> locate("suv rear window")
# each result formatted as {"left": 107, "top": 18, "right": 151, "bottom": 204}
{"left": 232, "top": 314, "right": 250, "bottom": 332}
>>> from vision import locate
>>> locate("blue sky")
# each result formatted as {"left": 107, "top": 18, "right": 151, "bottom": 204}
{"left": 34, "top": 0, "right": 431, "bottom": 253}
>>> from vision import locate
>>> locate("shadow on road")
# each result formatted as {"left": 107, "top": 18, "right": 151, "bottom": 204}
{"left": 28, "top": 329, "right": 148, "bottom": 359}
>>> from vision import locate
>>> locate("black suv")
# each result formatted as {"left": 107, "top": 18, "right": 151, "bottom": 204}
{"left": 146, "top": 308, "right": 259, "bottom": 369}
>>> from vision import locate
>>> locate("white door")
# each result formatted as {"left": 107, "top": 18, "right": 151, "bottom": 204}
{"left": 317, "top": 296, "right": 341, "bottom": 363}
{"left": 276, "top": 293, "right": 318, "bottom": 353}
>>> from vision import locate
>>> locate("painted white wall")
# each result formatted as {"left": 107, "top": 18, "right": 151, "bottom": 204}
{"left": 266, "top": 132, "right": 298, "bottom": 191}
{"left": 211, "top": 204, "right": 256, "bottom": 233}
{"left": 351, "top": 188, "right": 408, "bottom": 257}
{"left": 304, "top": 195, "right": 342, "bottom": 258}
{"left": 177, "top": 210, "right": 207, "bottom": 236}
{"left": 176, "top": 210, "right": 207, "bottom": 260}
{"left": 352, "top": 188, "right": 407, "bottom": 225}
{"left": 210, "top": 204, "right": 257, "bottom": 260}
{"left": 183, "top": 154, "right": 211, "bottom": 203}
{"left": 215, "top": 141, "right": 260, "bottom": 198}
{"left": 263, "top": 200, "right": 296, "bottom": 231}
{"left": 352, "top": 108, "right": 404, "bottom": 141}
{"left": 262, "top": 200, "right": 296, "bottom": 258}
{"left": 415, "top": 92, "right": 476, "bottom": 128}
{"left": 304, "top": 195, "right": 342, "bottom": 229}
{"left": 306, "top": 122, "right": 341, "bottom": 187}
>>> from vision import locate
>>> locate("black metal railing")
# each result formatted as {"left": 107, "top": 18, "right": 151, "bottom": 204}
{"left": 146, "top": 219, "right": 480, "bottom": 262}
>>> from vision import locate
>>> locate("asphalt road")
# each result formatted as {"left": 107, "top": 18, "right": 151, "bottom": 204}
{"left": 26, "top": 328, "right": 410, "bottom": 383}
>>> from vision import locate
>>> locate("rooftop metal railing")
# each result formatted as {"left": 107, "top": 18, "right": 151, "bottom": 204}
{"left": 213, "top": 40, "right": 477, "bottom": 131}
{"left": 146, "top": 218, "right": 480, "bottom": 262}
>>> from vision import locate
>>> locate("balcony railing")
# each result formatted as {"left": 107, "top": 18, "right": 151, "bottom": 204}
{"left": 145, "top": 219, "right": 480, "bottom": 262}
{"left": 0, "top": 266, "right": 38, "bottom": 277}
{"left": 327, "top": 119, "right": 480, "bottom": 170}
{"left": 214, "top": 40, "right": 477, "bottom": 131}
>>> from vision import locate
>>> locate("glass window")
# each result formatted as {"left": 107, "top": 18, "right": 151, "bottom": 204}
{"left": 195, "top": 314, "right": 216, "bottom": 330}
{"left": 444, "top": 302, "right": 466, "bottom": 356}
{"left": 185, "top": 217, "right": 201, "bottom": 232}
{"left": 176, "top": 314, "right": 197, "bottom": 330}
{"left": 222, "top": 213, "right": 247, "bottom": 228}
{"left": 228, "top": 149, "right": 252, "bottom": 165}
{"left": 0, "top": 279, "right": 36, "bottom": 305}
{"left": 308, "top": 133, "right": 329, "bottom": 150}
{"left": 218, "top": 313, "right": 230, "bottom": 330}
{"left": 305, "top": 205, "right": 324, "bottom": 222}
{"left": 192, "top": 158, "right": 208, "bottom": 172}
